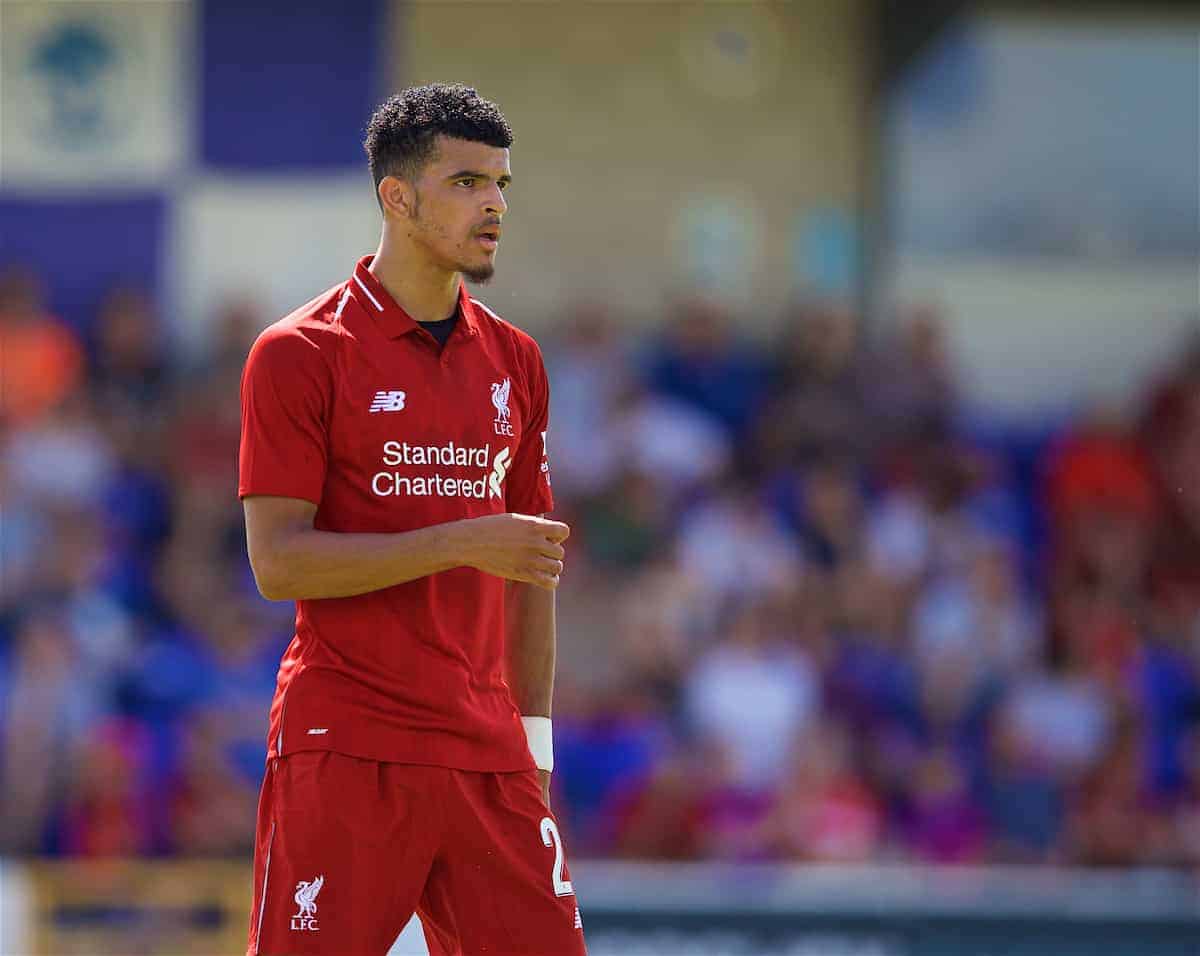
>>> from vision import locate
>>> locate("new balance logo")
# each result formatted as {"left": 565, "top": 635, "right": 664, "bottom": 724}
{"left": 369, "top": 390, "right": 407, "bottom": 413}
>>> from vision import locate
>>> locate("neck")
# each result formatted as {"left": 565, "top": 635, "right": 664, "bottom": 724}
{"left": 368, "top": 229, "right": 460, "bottom": 324}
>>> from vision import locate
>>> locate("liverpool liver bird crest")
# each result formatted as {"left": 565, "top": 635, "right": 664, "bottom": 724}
{"left": 293, "top": 875, "right": 324, "bottom": 919}
{"left": 491, "top": 377, "right": 511, "bottom": 423}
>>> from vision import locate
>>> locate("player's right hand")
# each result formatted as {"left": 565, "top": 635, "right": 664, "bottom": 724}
{"left": 460, "top": 513, "right": 569, "bottom": 588}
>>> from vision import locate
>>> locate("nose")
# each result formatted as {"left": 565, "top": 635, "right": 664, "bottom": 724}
{"left": 485, "top": 183, "right": 507, "bottom": 216}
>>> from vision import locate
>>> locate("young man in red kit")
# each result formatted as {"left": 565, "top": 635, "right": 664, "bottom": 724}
{"left": 239, "top": 84, "right": 586, "bottom": 956}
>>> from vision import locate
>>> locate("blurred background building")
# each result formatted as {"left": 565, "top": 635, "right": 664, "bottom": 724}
{"left": 0, "top": 0, "right": 1198, "bottom": 953}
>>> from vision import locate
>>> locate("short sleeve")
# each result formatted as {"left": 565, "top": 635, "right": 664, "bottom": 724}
{"left": 506, "top": 339, "right": 554, "bottom": 515}
{"left": 238, "top": 325, "right": 331, "bottom": 504}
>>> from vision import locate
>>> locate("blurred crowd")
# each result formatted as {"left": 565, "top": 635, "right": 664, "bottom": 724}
{"left": 2, "top": 266, "right": 1199, "bottom": 869}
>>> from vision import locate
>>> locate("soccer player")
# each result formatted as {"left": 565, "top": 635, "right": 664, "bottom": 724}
{"left": 239, "top": 84, "right": 586, "bottom": 956}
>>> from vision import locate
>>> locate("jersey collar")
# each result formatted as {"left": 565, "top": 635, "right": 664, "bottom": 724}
{"left": 350, "top": 256, "right": 480, "bottom": 339}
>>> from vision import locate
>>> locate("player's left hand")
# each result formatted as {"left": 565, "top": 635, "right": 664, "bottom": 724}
{"left": 538, "top": 769, "right": 551, "bottom": 809}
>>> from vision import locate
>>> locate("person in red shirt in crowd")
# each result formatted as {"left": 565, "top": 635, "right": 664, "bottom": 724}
{"left": 239, "top": 85, "right": 583, "bottom": 956}
{"left": 1142, "top": 342, "right": 1200, "bottom": 605}
{"left": 1042, "top": 406, "right": 1159, "bottom": 676}
{"left": 0, "top": 267, "right": 84, "bottom": 428}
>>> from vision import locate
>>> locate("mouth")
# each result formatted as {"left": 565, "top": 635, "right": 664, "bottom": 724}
{"left": 475, "top": 226, "right": 501, "bottom": 251}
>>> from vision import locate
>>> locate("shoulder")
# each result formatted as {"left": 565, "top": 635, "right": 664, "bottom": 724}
{"left": 247, "top": 285, "right": 346, "bottom": 372}
{"left": 469, "top": 296, "right": 544, "bottom": 363}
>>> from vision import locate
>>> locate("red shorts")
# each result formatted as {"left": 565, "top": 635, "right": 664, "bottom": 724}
{"left": 247, "top": 752, "right": 587, "bottom": 956}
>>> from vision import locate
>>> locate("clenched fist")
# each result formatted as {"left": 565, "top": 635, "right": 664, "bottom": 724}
{"left": 459, "top": 513, "right": 569, "bottom": 588}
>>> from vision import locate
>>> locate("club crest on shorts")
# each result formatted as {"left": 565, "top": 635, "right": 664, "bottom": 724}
{"left": 490, "top": 377, "right": 514, "bottom": 436}
{"left": 291, "top": 874, "right": 324, "bottom": 931}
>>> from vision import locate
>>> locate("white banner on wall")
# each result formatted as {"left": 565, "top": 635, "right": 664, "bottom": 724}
{"left": 170, "top": 174, "right": 380, "bottom": 356}
{"left": 0, "top": 0, "right": 190, "bottom": 189}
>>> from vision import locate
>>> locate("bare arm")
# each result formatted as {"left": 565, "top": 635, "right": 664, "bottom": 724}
{"left": 243, "top": 496, "right": 567, "bottom": 601}
{"left": 504, "top": 547, "right": 559, "bottom": 807}
{"left": 504, "top": 579, "right": 556, "bottom": 718}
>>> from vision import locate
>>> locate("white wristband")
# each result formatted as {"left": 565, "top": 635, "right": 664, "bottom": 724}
{"left": 521, "top": 716, "right": 554, "bottom": 772}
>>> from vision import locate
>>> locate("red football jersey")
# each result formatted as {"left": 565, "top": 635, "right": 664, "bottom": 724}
{"left": 238, "top": 256, "right": 553, "bottom": 772}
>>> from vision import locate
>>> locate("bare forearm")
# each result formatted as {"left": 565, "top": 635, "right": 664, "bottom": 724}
{"left": 504, "top": 580, "right": 556, "bottom": 716}
{"left": 255, "top": 522, "right": 468, "bottom": 600}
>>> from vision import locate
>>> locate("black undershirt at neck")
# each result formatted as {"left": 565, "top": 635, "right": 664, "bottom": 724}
{"left": 417, "top": 310, "right": 459, "bottom": 349}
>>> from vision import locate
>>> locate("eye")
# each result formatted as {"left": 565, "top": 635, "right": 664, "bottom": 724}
{"left": 456, "top": 178, "right": 476, "bottom": 188}
{"left": 498, "top": 180, "right": 510, "bottom": 191}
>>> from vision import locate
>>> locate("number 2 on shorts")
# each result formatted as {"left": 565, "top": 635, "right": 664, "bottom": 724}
{"left": 539, "top": 817, "right": 574, "bottom": 897}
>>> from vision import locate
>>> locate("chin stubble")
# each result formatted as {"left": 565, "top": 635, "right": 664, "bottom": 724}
{"left": 461, "top": 264, "right": 495, "bottom": 284}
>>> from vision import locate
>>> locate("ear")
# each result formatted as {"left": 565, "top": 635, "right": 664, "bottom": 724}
{"left": 378, "top": 175, "right": 416, "bottom": 220}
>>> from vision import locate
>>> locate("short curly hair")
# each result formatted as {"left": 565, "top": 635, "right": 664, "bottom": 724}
{"left": 363, "top": 84, "right": 513, "bottom": 191}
